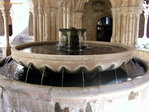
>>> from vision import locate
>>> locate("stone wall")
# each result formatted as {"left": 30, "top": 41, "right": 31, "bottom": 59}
{"left": 82, "top": 0, "right": 112, "bottom": 41}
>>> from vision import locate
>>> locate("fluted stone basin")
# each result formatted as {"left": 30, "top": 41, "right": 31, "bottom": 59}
{"left": 11, "top": 41, "right": 133, "bottom": 72}
{"left": 0, "top": 58, "right": 149, "bottom": 112}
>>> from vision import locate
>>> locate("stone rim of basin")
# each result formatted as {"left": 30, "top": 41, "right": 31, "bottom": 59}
{"left": 0, "top": 58, "right": 148, "bottom": 98}
{"left": 11, "top": 41, "right": 134, "bottom": 72}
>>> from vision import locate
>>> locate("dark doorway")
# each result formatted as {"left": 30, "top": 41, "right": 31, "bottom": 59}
{"left": 9, "top": 24, "right": 13, "bottom": 36}
{"left": 96, "top": 17, "right": 112, "bottom": 42}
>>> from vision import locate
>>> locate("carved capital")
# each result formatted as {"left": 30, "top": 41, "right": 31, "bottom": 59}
{"left": 38, "top": 6, "right": 44, "bottom": 15}
{"left": 120, "top": 7, "right": 129, "bottom": 15}
{"left": 43, "top": 7, "right": 51, "bottom": 14}
{"left": 44, "top": 11, "right": 50, "bottom": 17}
{"left": 109, "top": 0, "right": 143, "bottom": 8}
{"left": 50, "top": 8, "right": 58, "bottom": 16}
{"left": 112, "top": 6, "right": 142, "bottom": 16}
{"left": 111, "top": 8, "right": 117, "bottom": 12}
{"left": 129, "top": 7, "right": 142, "bottom": 15}
{"left": 57, "top": 0, "right": 64, "bottom": 7}
{"left": 75, "top": 11, "right": 83, "bottom": 16}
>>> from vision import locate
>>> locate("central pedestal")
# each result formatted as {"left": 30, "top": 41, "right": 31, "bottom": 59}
{"left": 58, "top": 28, "right": 86, "bottom": 54}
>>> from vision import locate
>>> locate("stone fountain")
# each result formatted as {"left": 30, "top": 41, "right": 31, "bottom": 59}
{"left": 0, "top": 28, "right": 149, "bottom": 112}
{"left": 11, "top": 28, "right": 133, "bottom": 72}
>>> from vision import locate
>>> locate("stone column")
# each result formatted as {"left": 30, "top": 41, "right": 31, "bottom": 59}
{"left": 55, "top": 9, "right": 60, "bottom": 40}
{"left": 31, "top": 7, "right": 38, "bottom": 41}
{"left": 66, "top": 8, "right": 70, "bottom": 28}
{"left": 143, "top": 13, "right": 149, "bottom": 39}
{"left": 38, "top": 6, "right": 44, "bottom": 41}
{"left": 135, "top": 13, "right": 141, "bottom": 46}
{"left": 62, "top": 2, "right": 67, "bottom": 28}
{"left": 73, "top": 11, "right": 84, "bottom": 28}
{"left": 134, "top": 8, "right": 141, "bottom": 46}
{"left": 125, "top": 11, "right": 129, "bottom": 45}
{"left": 142, "top": 1, "right": 149, "bottom": 39}
{"left": 44, "top": 8, "right": 50, "bottom": 41}
{"left": 74, "top": 12, "right": 79, "bottom": 28}
{"left": 129, "top": 7, "right": 142, "bottom": 46}
{"left": 1, "top": 9, "right": 11, "bottom": 57}
{"left": 58, "top": 8, "right": 63, "bottom": 29}
{"left": 50, "top": 8, "right": 56, "bottom": 40}
{"left": 111, "top": 8, "right": 117, "bottom": 43}
{"left": 79, "top": 12, "right": 83, "bottom": 28}
{"left": 111, "top": 7, "right": 142, "bottom": 46}
{"left": 128, "top": 9, "right": 133, "bottom": 45}
{"left": 43, "top": 11, "right": 45, "bottom": 41}
{"left": 120, "top": 7, "right": 128, "bottom": 44}
{"left": 111, "top": 8, "right": 121, "bottom": 44}
{"left": 143, "top": 13, "right": 149, "bottom": 38}
{"left": 69, "top": 10, "right": 75, "bottom": 27}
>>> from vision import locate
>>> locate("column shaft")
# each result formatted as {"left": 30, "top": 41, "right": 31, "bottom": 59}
{"left": 143, "top": 14, "right": 149, "bottom": 38}
{"left": 134, "top": 14, "right": 140, "bottom": 46}
{"left": 111, "top": 8, "right": 116, "bottom": 43}
{"left": 59, "top": 9, "right": 63, "bottom": 29}
{"left": 121, "top": 7, "right": 128, "bottom": 44}
{"left": 116, "top": 8, "right": 121, "bottom": 43}
{"left": 50, "top": 9, "right": 56, "bottom": 40}
{"left": 32, "top": 8, "right": 38, "bottom": 41}
{"left": 2, "top": 9, "right": 11, "bottom": 56}
{"left": 3, "top": 11, "right": 10, "bottom": 47}
{"left": 38, "top": 7, "right": 44, "bottom": 41}
{"left": 44, "top": 8, "right": 50, "bottom": 41}
{"left": 55, "top": 9, "right": 59, "bottom": 40}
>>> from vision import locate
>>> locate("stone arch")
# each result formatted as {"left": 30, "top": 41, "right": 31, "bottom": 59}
{"left": 44, "top": 0, "right": 51, "bottom": 7}
{"left": 30, "top": 0, "right": 38, "bottom": 7}
{"left": 73, "top": 0, "right": 89, "bottom": 28}
{"left": 75, "top": 0, "right": 84, "bottom": 11}
{"left": 29, "top": 0, "right": 91, "bottom": 41}
{"left": 29, "top": 0, "right": 143, "bottom": 46}
{"left": 82, "top": 0, "right": 112, "bottom": 41}
{"left": 96, "top": 16, "right": 112, "bottom": 42}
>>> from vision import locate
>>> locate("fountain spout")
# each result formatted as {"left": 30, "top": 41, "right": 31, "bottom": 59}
{"left": 58, "top": 27, "right": 86, "bottom": 55}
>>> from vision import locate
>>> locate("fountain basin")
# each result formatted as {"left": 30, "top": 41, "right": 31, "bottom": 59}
{"left": 0, "top": 58, "right": 149, "bottom": 112}
{"left": 11, "top": 41, "right": 133, "bottom": 72}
